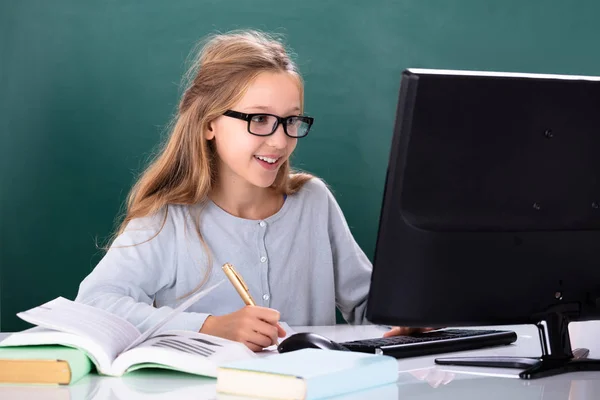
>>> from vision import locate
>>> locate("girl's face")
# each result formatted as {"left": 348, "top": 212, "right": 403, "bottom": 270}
{"left": 208, "top": 72, "right": 302, "bottom": 190}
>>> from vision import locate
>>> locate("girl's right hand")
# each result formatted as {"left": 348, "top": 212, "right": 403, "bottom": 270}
{"left": 200, "top": 306, "right": 286, "bottom": 352}
{"left": 383, "top": 326, "right": 436, "bottom": 337}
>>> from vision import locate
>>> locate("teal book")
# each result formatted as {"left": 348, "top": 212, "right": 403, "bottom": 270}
{"left": 0, "top": 345, "right": 93, "bottom": 385}
{"left": 216, "top": 349, "right": 398, "bottom": 399}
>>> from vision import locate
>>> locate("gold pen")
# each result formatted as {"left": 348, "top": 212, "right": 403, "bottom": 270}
{"left": 222, "top": 262, "right": 283, "bottom": 347}
{"left": 222, "top": 263, "right": 256, "bottom": 306}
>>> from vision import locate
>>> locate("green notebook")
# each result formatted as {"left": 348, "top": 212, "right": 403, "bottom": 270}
{"left": 0, "top": 345, "right": 93, "bottom": 385}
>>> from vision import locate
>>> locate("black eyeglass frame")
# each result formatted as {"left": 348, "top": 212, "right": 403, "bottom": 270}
{"left": 223, "top": 110, "right": 314, "bottom": 138}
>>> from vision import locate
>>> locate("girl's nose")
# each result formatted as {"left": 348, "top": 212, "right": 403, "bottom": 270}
{"left": 266, "top": 123, "right": 289, "bottom": 149}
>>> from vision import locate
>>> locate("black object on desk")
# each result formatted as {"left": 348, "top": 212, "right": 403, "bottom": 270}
{"left": 340, "top": 329, "right": 516, "bottom": 358}
{"left": 277, "top": 332, "right": 349, "bottom": 353}
{"left": 278, "top": 329, "right": 517, "bottom": 359}
{"left": 366, "top": 68, "right": 600, "bottom": 379}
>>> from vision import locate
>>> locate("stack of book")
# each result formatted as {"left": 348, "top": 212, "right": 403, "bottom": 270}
{"left": 0, "top": 281, "right": 253, "bottom": 385}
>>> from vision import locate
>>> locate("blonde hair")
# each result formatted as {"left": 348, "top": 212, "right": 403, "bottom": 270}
{"left": 112, "top": 30, "right": 313, "bottom": 296}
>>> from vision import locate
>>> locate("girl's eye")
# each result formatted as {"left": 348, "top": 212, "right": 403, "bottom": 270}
{"left": 251, "top": 115, "right": 269, "bottom": 124}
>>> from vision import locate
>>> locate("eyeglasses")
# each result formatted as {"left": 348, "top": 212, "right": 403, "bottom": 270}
{"left": 223, "top": 110, "right": 314, "bottom": 138}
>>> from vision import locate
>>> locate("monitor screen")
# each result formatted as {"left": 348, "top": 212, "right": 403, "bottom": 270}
{"left": 367, "top": 69, "right": 600, "bottom": 329}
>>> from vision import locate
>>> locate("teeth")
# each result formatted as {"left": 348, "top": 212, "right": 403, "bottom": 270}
{"left": 256, "top": 156, "right": 278, "bottom": 164}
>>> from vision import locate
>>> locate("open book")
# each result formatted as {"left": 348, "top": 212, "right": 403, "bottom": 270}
{"left": 0, "top": 281, "right": 256, "bottom": 378}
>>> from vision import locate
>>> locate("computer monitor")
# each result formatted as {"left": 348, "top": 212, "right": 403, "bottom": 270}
{"left": 366, "top": 68, "right": 600, "bottom": 379}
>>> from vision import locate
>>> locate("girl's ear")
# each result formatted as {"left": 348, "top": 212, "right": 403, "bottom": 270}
{"left": 205, "top": 120, "right": 215, "bottom": 140}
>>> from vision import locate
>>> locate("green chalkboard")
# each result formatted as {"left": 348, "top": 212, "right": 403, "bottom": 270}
{"left": 2, "top": 0, "right": 600, "bottom": 331}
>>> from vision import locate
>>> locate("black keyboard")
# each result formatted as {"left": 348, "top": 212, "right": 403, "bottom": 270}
{"left": 340, "top": 329, "right": 517, "bottom": 359}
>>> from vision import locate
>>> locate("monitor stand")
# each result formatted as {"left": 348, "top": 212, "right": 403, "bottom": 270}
{"left": 435, "top": 307, "right": 600, "bottom": 379}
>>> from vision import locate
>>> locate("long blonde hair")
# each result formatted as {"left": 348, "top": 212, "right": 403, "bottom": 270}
{"left": 113, "top": 30, "right": 313, "bottom": 295}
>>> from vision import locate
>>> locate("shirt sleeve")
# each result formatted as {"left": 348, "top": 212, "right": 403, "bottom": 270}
{"left": 75, "top": 207, "right": 211, "bottom": 334}
{"left": 321, "top": 180, "right": 373, "bottom": 324}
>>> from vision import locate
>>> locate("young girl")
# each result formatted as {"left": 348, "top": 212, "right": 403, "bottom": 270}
{"left": 75, "top": 30, "right": 416, "bottom": 352}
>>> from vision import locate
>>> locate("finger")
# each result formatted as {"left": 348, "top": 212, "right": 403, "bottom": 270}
{"left": 253, "top": 319, "right": 279, "bottom": 346}
{"left": 383, "top": 326, "right": 418, "bottom": 337}
{"left": 245, "top": 329, "right": 275, "bottom": 349}
{"left": 383, "top": 327, "right": 400, "bottom": 337}
{"left": 247, "top": 306, "right": 281, "bottom": 325}
{"left": 277, "top": 323, "right": 287, "bottom": 338}
{"left": 244, "top": 341, "right": 263, "bottom": 352}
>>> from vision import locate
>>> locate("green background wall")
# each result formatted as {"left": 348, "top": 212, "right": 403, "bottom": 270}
{"left": 2, "top": 0, "right": 600, "bottom": 331}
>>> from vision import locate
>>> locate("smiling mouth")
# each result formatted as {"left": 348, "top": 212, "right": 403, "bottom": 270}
{"left": 254, "top": 155, "right": 280, "bottom": 164}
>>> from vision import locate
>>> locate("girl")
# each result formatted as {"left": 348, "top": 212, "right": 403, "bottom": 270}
{"left": 75, "top": 30, "right": 414, "bottom": 352}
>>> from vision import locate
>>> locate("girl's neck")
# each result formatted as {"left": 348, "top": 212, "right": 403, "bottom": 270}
{"left": 209, "top": 178, "right": 284, "bottom": 220}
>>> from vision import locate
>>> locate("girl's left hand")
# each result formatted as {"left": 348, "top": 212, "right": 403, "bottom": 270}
{"left": 383, "top": 326, "right": 436, "bottom": 337}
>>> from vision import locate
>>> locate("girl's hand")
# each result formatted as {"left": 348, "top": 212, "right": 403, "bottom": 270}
{"left": 383, "top": 326, "right": 436, "bottom": 337}
{"left": 200, "top": 306, "right": 287, "bottom": 352}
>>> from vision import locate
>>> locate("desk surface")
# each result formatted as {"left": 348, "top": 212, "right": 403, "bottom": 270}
{"left": 2, "top": 322, "right": 600, "bottom": 399}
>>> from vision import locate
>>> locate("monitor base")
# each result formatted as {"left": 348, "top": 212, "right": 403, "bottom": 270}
{"left": 435, "top": 348, "right": 598, "bottom": 379}
{"left": 435, "top": 307, "right": 600, "bottom": 379}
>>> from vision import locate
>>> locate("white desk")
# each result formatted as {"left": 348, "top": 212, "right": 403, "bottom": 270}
{"left": 1, "top": 322, "right": 600, "bottom": 399}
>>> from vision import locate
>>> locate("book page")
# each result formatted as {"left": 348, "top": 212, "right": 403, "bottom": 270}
{"left": 16, "top": 297, "right": 140, "bottom": 364}
{"left": 123, "top": 280, "right": 224, "bottom": 353}
{"left": 112, "top": 330, "right": 256, "bottom": 377}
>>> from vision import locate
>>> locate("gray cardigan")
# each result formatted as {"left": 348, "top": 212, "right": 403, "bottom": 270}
{"left": 75, "top": 178, "right": 372, "bottom": 333}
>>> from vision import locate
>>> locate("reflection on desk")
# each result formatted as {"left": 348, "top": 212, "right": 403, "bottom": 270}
{"left": 0, "top": 370, "right": 215, "bottom": 400}
{"left": 1, "top": 322, "right": 600, "bottom": 399}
